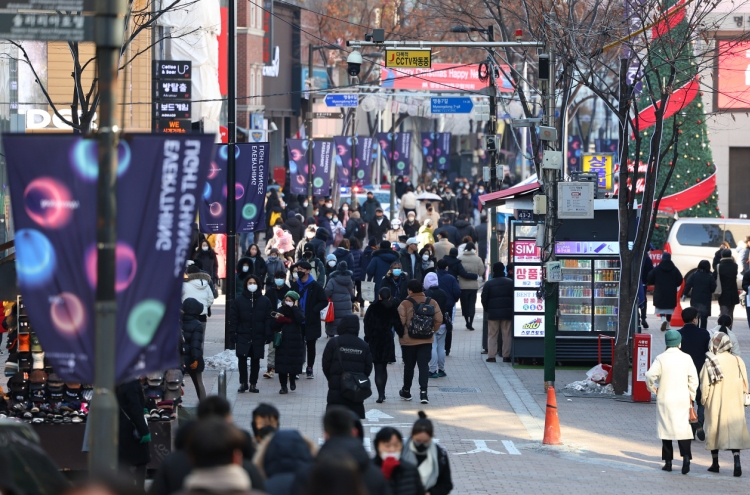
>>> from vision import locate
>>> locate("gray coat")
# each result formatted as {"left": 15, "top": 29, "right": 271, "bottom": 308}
{"left": 324, "top": 270, "right": 355, "bottom": 336}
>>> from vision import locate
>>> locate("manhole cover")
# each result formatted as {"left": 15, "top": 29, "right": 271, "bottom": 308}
{"left": 438, "top": 387, "right": 480, "bottom": 393}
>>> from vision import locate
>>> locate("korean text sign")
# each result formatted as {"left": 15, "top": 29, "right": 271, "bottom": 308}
{"left": 582, "top": 153, "right": 613, "bottom": 190}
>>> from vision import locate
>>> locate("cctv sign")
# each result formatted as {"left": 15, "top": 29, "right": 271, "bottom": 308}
{"left": 385, "top": 49, "right": 431, "bottom": 68}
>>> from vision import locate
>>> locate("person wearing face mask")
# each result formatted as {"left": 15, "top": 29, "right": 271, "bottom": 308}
{"left": 416, "top": 220, "right": 435, "bottom": 251}
{"left": 324, "top": 261, "right": 355, "bottom": 337}
{"left": 362, "top": 191, "right": 382, "bottom": 224}
{"left": 385, "top": 219, "right": 406, "bottom": 243}
{"left": 262, "top": 271, "right": 291, "bottom": 379}
{"left": 382, "top": 261, "right": 409, "bottom": 305}
{"left": 455, "top": 188, "right": 472, "bottom": 219}
{"left": 338, "top": 202, "right": 351, "bottom": 225}
{"left": 295, "top": 225, "right": 318, "bottom": 261}
{"left": 364, "top": 288, "right": 402, "bottom": 403}
{"left": 265, "top": 226, "right": 295, "bottom": 258}
{"left": 374, "top": 427, "right": 424, "bottom": 495}
{"left": 366, "top": 241, "right": 399, "bottom": 295}
{"left": 402, "top": 412, "right": 452, "bottom": 495}
{"left": 403, "top": 212, "right": 419, "bottom": 238}
{"left": 235, "top": 258, "right": 253, "bottom": 297}
{"left": 317, "top": 209, "right": 335, "bottom": 250}
{"left": 182, "top": 265, "right": 215, "bottom": 329}
{"left": 439, "top": 188, "right": 458, "bottom": 224}
{"left": 418, "top": 246, "right": 436, "bottom": 277}
{"left": 270, "top": 292, "right": 306, "bottom": 394}
{"left": 398, "top": 238, "right": 424, "bottom": 282}
{"left": 193, "top": 240, "right": 219, "bottom": 287}
{"left": 264, "top": 248, "right": 286, "bottom": 292}
{"left": 399, "top": 186, "right": 418, "bottom": 219}
{"left": 282, "top": 210, "right": 306, "bottom": 245}
{"left": 291, "top": 261, "right": 329, "bottom": 379}
{"left": 330, "top": 213, "right": 347, "bottom": 247}
{"left": 419, "top": 204, "right": 440, "bottom": 228}
{"left": 325, "top": 254, "right": 339, "bottom": 279}
{"left": 228, "top": 275, "right": 273, "bottom": 393}
{"left": 242, "top": 244, "right": 268, "bottom": 290}
{"left": 368, "top": 208, "right": 391, "bottom": 242}
{"left": 345, "top": 211, "right": 366, "bottom": 243}
{"left": 299, "top": 244, "right": 326, "bottom": 287}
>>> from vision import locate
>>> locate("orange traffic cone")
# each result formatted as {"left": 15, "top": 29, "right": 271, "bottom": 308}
{"left": 543, "top": 386, "right": 562, "bottom": 445}
{"left": 669, "top": 281, "right": 686, "bottom": 327}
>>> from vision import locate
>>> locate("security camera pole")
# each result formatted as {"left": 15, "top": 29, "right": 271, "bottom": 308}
{"left": 306, "top": 43, "right": 315, "bottom": 219}
{"left": 347, "top": 50, "right": 362, "bottom": 207}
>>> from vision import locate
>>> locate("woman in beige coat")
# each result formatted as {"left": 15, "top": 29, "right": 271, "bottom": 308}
{"left": 645, "top": 330, "right": 699, "bottom": 474}
{"left": 458, "top": 242, "right": 485, "bottom": 330}
{"left": 700, "top": 332, "right": 750, "bottom": 477}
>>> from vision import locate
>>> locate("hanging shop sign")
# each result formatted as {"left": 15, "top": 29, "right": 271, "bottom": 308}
{"left": 385, "top": 49, "right": 431, "bottom": 68}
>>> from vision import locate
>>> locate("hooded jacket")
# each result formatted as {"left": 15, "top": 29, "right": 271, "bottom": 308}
{"left": 345, "top": 216, "right": 367, "bottom": 242}
{"left": 453, "top": 219, "right": 477, "bottom": 243}
{"left": 270, "top": 305, "right": 306, "bottom": 375}
{"left": 265, "top": 254, "right": 286, "bottom": 285}
{"left": 684, "top": 269, "right": 716, "bottom": 315}
{"left": 364, "top": 299, "right": 401, "bottom": 363}
{"left": 228, "top": 284, "right": 273, "bottom": 359}
{"left": 259, "top": 430, "right": 314, "bottom": 495}
{"left": 182, "top": 272, "right": 215, "bottom": 315}
{"left": 332, "top": 247, "right": 356, "bottom": 271}
{"left": 366, "top": 249, "right": 400, "bottom": 293}
{"left": 322, "top": 315, "right": 374, "bottom": 405}
{"left": 282, "top": 215, "right": 306, "bottom": 245}
{"left": 309, "top": 229, "right": 329, "bottom": 261}
{"left": 646, "top": 256, "right": 683, "bottom": 309}
{"left": 442, "top": 249, "right": 479, "bottom": 282}
{"left": 181, "top": 298, "right": 205, "bottom": 372}
{"left": 266, "top": 227, "right": 295, "bottom": 256}
{"left": 350, "top": 248, "right": 365, "bottom": 282}
{"left": 324, "top": 265, "right": 355, "bottom": 336}
{"left": 243, "top": 255, "right": 268, "bottom": 290}
{"left": 436, "top": 269, "right": 461, "bottom": 310}
{"left": 416, "top": 225, "right": 435, "bottom": 250}
{"left": 235, "top": 257, "right": 253, "bottom": 297}
{"left": 317, "top": 215, "right": 334, "bottom": 247}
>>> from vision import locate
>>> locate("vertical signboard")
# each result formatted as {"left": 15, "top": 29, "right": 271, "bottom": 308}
{"left": 152, "top": 60, "right": 192, "bottom": 133}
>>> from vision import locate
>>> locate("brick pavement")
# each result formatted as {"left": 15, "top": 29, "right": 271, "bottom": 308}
{"left": 196, "top": 296, "right": 750, "bottom": 494}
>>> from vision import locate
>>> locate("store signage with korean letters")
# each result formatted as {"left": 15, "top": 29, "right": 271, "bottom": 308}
{"left": 385, "top": 49, "right": 431, "bottom": 68}
{"left": 514, "top": 315, "right": 545, "bottom": 337}
{"left": 513, "top": 239, "right": 541, "bottom": 263}
{"left": 514, "top": 265, "right": 542, "bottom": 288}
{"left": 514, "top": 291, "right": 544, "bottom": 313}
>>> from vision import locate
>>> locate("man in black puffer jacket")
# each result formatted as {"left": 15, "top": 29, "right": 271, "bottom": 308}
{"left": 282, "top": 211, "right": 306, "bottom": 245}
{"left": 309, "top": 228, "right": 329, "bottom": 262}
{"left": 322, "top": 315, "right": 373, "bottom": 419}
{"left": 181, "top": 298, "right": 206, "bottom": 400}
{"left": 481, "top": 262, "right": 513, "bottom": 362}
{"left": 454, "top": 214, "right": 477, "bottom": 242}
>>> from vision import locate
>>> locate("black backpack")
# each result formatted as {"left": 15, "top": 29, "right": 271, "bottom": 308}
{"left": 335, "top": 338, "right": 372, "bottom": 402}
{"left": 406, "top": 297, "right": 435, "bottom": 339}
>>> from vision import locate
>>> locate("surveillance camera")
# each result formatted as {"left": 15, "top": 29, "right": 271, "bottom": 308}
{"left": 347, "top": 50, "right": 363, "bottom": 77}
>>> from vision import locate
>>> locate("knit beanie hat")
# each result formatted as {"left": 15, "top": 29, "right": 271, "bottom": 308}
{"left": 665, "top": 330, "right": 682, "bottom": 348}
{"left": 284, "top": 291, "right": 300, "bottom": 301}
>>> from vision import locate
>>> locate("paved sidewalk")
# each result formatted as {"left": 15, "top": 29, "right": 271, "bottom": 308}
{"left": 197, "top": 296, "right": 750, "bottom": 494}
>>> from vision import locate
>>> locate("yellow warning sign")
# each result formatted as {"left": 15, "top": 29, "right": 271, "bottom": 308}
{"left": 385, "top": 49, "right": 432, "bottom": 68}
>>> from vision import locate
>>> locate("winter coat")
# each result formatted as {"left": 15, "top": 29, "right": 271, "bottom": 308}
{"left": 716, "top": 258, "right": 740, "bottom": 305}
{"left": 117, "top": 380, "right": 151, "bottom": 466}
{"left": 645, "top": 347, "right": 699, "bottom": 440}
{"left": 399, "top": 248, "right": 424, "bottom": 281}
{"left": 416, "top": 225, "right": 435, "bottom": 251}
{"left": 350, "top": 248, "right": 365, "bottom": 281}
{"left": 481, "top": 274, "right": 513, "bottom": 320}
{"left": 362, "top": 198, "right": 383, "bottom": 223}
{"left": 436, "top": 269, "right": 462, "bottom": 311}
{"left": 424, "top": 287, "right": 448, "bottom": 325}
{"left": 366, "top": 249, "right": 400, "bottom": 293}
{"left": 385, "top": 228, "right": 406, "bottom": 243}
{"left": 433, "top": 238, "right": 454, "bottom": 261}
{"left": 265, "top": 283, "right": 290, "bottom": 310}
{"left": 345, "top": 217, "right": 366, "bottom": 242}
{"left": 266, "top": 227, "right": 295, "bottom": 256}
{"left": 403, "top": 220, "right": 420, "bottom": 238}
{"left": 322, "top": 317, "right": 374, "bottom": 411}
{"left": 363, "top": 244, "right": 376, "bottom": 269}
{"left": 454, "top": 219, "right": 477, "bottom": 243}
{"left": 475, "top": 222, "right": 488, "bottom": 261}
{"left": 434, "top": 225, "right": 460, "bottom": 246}
{"left": 400, "top": 191, "right": 418, "bottom": 212}
{"left": 742, "top": 269, "right": 750, "bottom": 294}
{"left": 282, "top": 216, "right": 306, "bottom": 245}
{"left": 235, "top": 257, "right": 253, "bottom": 296}
{"left": 265, "top": 256, "right": 287, "bottom": 288}
{"left": 442, "top": 253, "right": 479, "bottom": 283}
{"left": 369, "top": 217, "right": 391, "bottom": 242}
{"left": 456, "top": 194, "right": 472, "bottom": 217}
{"left": 646, "top": 259, "right": 683, "bottom": 310}
{"left": 402, "top": 440, "right": 452, "bottom": 495}
{"left": 457, "top": 252, "right": 484, "bottom": 289}
{"left": 270, "top": 305, "right": 306, "bottom": 375}
{"left": 245, "top": 256, "right": 268, "bottom": 290}
{"left": 683, "top": 270, "right": 716, "bottom": 316}
{"left": 332, "top": 247, "right": 355, "bottom": 272}
{"left": 678, "top": 323, "right": 711, "bottom": 375}
{"left": 440, "top": 193, "right": 458, "bottom": 215}
{"left": 324, "top": 270, "right": 355, "bottom": 336}
{"left": 193, "top": 248, "right": 218, "bottom": 282}
{"left": 259, "top": 430, "right": 314, "bottom": 495}
{"left": 699, "top": 351, "right": 750, "bottom": 450}
{"left": 228, "top": 287, "right": 273, "bottom": 360}
{"left": 709, "top": 327, "right": 741, "bottom": 356}
{"left": 364, "top": 299, "right": 401, "bottom": 363}
{"left": 181, "top": 298, "right": 205, "bottom": 373}
{"left": 398, "top": 293, "right": 443, "bottom": 346}
{"left": 309, "top": 230, "right": 329, "bottom": 261}
{"left": 382, "top": 273, "right": 409, "bottom": 305}
{"left": 291, "top": 276, "right": 329, "bottom": 341}
{"left": 214, "top": 234, "right": 227, "bottom": 279}
{"left": 182, "top": 273, "right": 215, "bottom": 315}
{"left": 317, "top": 216, "right": 334, "bottom": 245}
{"left": 373, "top": 457, "right": 425, "bottom": 495}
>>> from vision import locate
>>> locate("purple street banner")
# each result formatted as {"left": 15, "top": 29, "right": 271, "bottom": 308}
{"left": 333, "top": 136, "right": 375, "bottom": 187}
{"left": 4, "top": 134, "right": 214, "bottom": 384}
{"left": 420, "top": 132, "right": 451, "bottom": 170}
{"left": 287, "top": 139, "right": 332, "bottom": 196}
{"left": 376, "top": 132, "right": 412, "bottom": 176}
{"left": 567, "top": 135, "right": 582, "bottom": 172}
{"left": 199, "top": 143, "right": 269, "bottom": 234}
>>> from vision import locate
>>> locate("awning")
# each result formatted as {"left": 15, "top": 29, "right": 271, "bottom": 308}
{"left": 479, "top": 181, "right": 541, "bottom": 208}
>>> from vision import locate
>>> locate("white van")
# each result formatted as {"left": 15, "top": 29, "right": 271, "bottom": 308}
{"left": 664, "top": 218, "right": 750, "bottom": 282}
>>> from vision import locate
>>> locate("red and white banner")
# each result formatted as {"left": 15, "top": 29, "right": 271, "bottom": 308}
{"left": 380, "top": 63, "right": 514, "bottom": 92}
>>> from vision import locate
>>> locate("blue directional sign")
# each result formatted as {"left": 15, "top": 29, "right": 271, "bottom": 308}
{"left": 324, "top": 93, "right": 358, "bottom": 108}
{"left": 431, "top": 97, "right": 474, "bottom": 114}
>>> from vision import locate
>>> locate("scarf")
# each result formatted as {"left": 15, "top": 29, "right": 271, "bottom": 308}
{"left": 297, "top": 274, "right": 315, "bottom": 314}
{"left": 402, "top": 440, "right": 439, "bottom": 490}
{"left": 380, "top": 457, "right": 399, "bottom": 481}
{"left": 704, "top": 333, "right": 733, "bottom": 384}
{"left": 184, "top": 464, "right": 251, "bottom": 492}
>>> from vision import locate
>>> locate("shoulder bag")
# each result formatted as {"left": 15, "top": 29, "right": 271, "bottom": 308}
{"left": 335, "top": 337, "right": 372, "bottom": 402}
{"left": 714, "top": 264, "right": 722, "bottom": 296}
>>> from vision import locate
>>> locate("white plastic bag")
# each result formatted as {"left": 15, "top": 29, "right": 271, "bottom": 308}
{"left": 586, "top": 364, "right": 609, "bottom": 383}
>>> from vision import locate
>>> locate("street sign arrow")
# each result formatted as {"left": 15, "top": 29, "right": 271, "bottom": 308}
{"left": 324, "top": 93, "right": 358, "bottom": 108}
{"left": 431, "top": 97, "right": 474, "bottom": 114}
{"left": 365, "top": 409, "right": 395, "bottom": 422}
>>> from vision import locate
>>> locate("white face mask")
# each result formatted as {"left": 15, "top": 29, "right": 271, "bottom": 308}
{"left": 293, "top": 272, "right": 300, "bottom": 280}
{"left": 285, "top": 300, "right": 294, "bottom": 307}
{"left": 202, "top": 246, "right": 208, "bottom": 251}
{"left": 328, "top": 261, "right": 336, "bottom": 267}
{"left": 343, "top": 205, "right": 349, "bottom": 211}
{"left": 242, "top": 266, "right": 250, "bottom": 273}
{"left": 248, "top": 284, "right": 258, "bottom": 292}
{"left": 380, "top": 451, "right": 401, "bottom": 461}
{"left": 422, "top": 254, "right": 430, "bottom": 261}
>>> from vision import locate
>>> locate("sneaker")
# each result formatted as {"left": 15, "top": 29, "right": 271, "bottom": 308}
{"left": 399, "top": 389, "right": 412, "bottom": 401}
{"left": 306, "top": 367, "right": 314, "bottom": 379}
{"left": 437, "top": 370, "right": 447, "bottom": 377}
{"left": 420, "top": 391, "right": 429, "bottom": 404}
{"left": 429, "top": 372, "right": 440, "bottom": 379}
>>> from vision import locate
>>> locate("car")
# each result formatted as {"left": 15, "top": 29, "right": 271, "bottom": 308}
{"left": 664, "top": 217, "right": 750, "bottom": 283}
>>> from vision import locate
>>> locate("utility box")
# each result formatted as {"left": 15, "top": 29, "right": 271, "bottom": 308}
{"left": 632, "top": 334, "right": 652, "bottom": 402}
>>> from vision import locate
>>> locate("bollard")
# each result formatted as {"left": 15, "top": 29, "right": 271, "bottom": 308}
{"left": 218, "top": 369, "right": 227, "bottom": 399}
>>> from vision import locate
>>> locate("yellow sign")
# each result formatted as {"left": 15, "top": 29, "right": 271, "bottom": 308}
{"left": 582, "top": 153, "right": 614, "bottom": 190}
{"left": 385, "top": 49, "right": 432, "bottom": 68}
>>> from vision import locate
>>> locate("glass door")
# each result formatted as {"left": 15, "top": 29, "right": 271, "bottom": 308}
{"left": 593, "top": 259, "right": 620, "bottom": 332}
{"left": 558, "top": 259, "right": 592, "bottom": 331}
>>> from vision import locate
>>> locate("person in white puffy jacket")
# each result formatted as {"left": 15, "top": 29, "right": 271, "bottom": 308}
{"left": 182, "top": 265, "right": 215, "bottom": 327}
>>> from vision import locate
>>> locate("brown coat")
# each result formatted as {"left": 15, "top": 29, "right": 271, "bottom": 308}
{"left": 700, "top": 352, "right": 750, "bottom": 451}
{"left": 433, "top": 238, "right": 454, "bottom": 262}
{"left": 397, "top": 292, "right": 443, "bottom": 346}
{"left": 457, "top": 251, "right": 485, "bottom": 290}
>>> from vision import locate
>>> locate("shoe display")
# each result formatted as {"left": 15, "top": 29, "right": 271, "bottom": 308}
{"left": 399, "top": 389, "right": 412, "bottom": 401}
{"left": 437, "top": 370, "right": 447, "bottom": 377}
{"left": 420, "top": 391, "right": 429, "bottom": 404}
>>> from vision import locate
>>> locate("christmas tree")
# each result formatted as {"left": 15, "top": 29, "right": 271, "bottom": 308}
{"left": 629, "top": 0, "right": 720, "bottom": 247}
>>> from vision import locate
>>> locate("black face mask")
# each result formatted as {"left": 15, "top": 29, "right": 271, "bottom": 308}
{"left": 414, "top": 442, "right": 429, "bottom": 453}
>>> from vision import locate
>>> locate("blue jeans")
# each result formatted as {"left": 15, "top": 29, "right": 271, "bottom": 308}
{"left": 429, "top": 325, "right": 447, "bottom": 373}
{"left": 239, "top": 232, "right": 254, "bottom": 254}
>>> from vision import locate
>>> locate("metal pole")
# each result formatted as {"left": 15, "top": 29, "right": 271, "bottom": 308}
{"left": 389, "top": 112, "right": 395, "bottom": 218}
{"left": 306, "top": 44, "right": 314, "bottom": 219}
{"left": 543, "top": 44, "right": 557, "bottom": 391}
{"left": 487, "top": 26, "right": 498, "bottom": 193}
{"left": 350, "top": 76, "right": 359, "bottom": 207}
{"left": 521, "top": 60, "right": 528, "bottom": 180}
{"left": 218, "top": 369, "right": 227, "bottom": 399}
{"left": 224, "top": 0, "right": 237, "bottom": 349}
{"left": 347, "top": 40, "right": 544, "bottom": 48}
{"left": 89, "top": 0, "right": 125, "bottom": 476}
